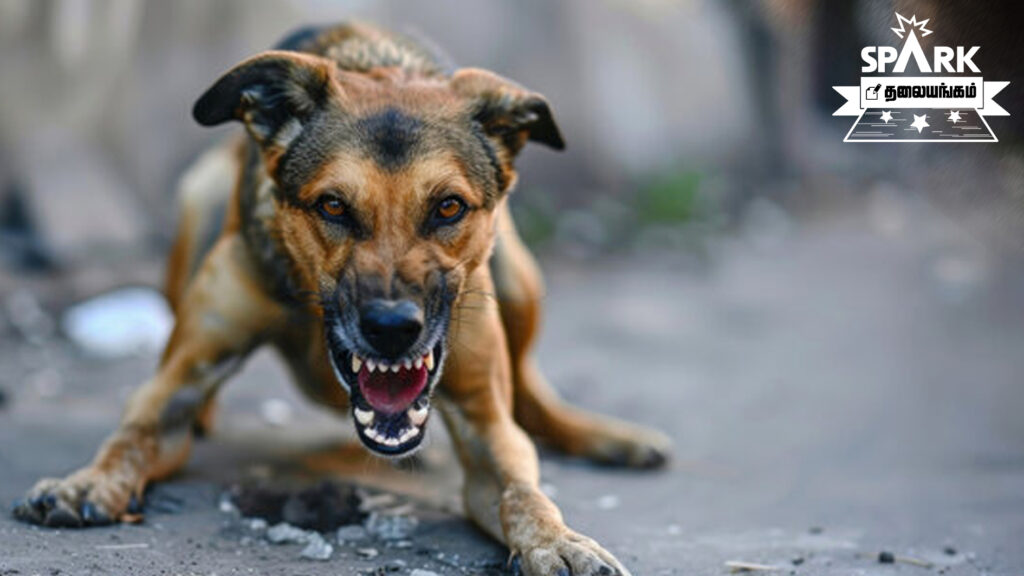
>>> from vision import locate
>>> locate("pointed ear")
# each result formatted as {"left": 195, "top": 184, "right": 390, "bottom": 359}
{"left": 451, "top": 68, "right": 565, "bottom": 154}
{"left": 193, "top": 50, "right": 335, "bottom": 146}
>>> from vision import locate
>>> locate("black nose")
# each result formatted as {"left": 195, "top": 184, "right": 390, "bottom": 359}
{"left": 359, "top": 299, "right": 423, "bottom": 359}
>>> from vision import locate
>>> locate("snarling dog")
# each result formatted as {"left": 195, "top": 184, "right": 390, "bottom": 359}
{"left": 14, "top": 22, "right": 669, "bottom": 575}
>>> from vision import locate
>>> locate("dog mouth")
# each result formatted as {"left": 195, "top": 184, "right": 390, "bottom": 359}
{"left": 327, "top": 336, "right": 445, "bottom": 457}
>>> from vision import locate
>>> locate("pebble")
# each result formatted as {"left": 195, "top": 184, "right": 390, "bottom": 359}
{"left": 364, "top": 512, "right": 418, "bottom": 540}
{"left": 356, "top": 547, "right": 379, "bottom": 559}
{"left": 337, "top": 524, "right": 369, "bottom": 543}
{"left": 410, "top": 570, "right": 441, "bottom": 576}
{"left": 267, "top": 523, "right": 311, "bottom": 545}
{"left": 248, "top": 518, "right": 268, "bottom": 531}
{"left": 300, "top": 533, "right": 333, "bottom": 561}
{"left": 878, "top": 551, "right": 895, "bottom": 564}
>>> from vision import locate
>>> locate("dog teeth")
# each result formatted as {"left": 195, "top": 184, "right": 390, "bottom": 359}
{"left": 354, "top": 407, "right": 374, "bottom": 426}
{"left": 367, "top": 359, "right": 377, "bottom": 373}
{"left": 390, "top": 363, "right": 400, "bottom": 373}
{"left": 351, "top": 355, "right": 363, "bottom": 373}
{"left": 404, "top": 359, "right": 412, "bottom": 370}
{"left": 424, "top": 350, "right": 435, "bottom": 371}
{"left": 408, "top": 404, "right": 428, "bottom": 426}
{"left": 399, "top": 426, "right": 420, "bottom": 443}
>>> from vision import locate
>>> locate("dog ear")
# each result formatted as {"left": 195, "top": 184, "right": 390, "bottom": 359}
{"left": 193, "top": 51, "right": 334, "bottom": 147}
{"left": 451, "top": 68, "right": 565, "bottom": 154}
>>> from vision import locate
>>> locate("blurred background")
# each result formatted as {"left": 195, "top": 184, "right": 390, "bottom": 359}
{"left": 1, "top": 1, "right": 1023, "bottom": 575}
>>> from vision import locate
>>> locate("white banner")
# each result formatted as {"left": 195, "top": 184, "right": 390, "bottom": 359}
{"left": 834, "top": 80, "right": 1008, "bottom": 116}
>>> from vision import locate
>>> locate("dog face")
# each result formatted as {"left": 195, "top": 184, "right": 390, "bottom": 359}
{"left": 194, "top": 51, "right": 563, "bottom": 456}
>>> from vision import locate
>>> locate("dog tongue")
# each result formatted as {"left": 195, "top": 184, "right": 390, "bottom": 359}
{"left": 357, "top": 364, "right": 428, "bottom": 414}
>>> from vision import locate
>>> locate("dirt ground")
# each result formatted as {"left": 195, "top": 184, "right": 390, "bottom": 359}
{"left": 2, "top": 195, "right": 1023, "bottom": 575}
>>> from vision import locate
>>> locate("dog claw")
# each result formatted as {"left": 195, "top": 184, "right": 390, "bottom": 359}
{"left": 510, "top": 554, "right": 524, "bottom": 576}
{"left": 556, "top": 569, "right": 570, "bottom": 576}
{"left": 128, "top": 494, "right": 143, "bottom": 514}
{"left": 81, "top": 502, "right": 112, "bottom": 526}
{"left": 44, "top": 505, "right": 82, "bottom": 528}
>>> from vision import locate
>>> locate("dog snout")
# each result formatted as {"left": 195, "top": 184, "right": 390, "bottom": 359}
{"left": 359, "top": 299, "right": 423, "bottom": 358}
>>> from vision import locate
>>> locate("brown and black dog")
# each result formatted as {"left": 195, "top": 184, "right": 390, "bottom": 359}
{"left": 14, "top": 22, "right": 669, "bottom": 576}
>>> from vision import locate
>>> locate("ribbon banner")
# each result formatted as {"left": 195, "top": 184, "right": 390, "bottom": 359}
{"left": 834, "top": 80, "right": 1008, "bottom": 142}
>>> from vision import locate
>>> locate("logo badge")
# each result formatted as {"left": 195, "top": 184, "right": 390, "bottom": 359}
{"left": 834, "top": 12, "right": 1009, "bottom": 143}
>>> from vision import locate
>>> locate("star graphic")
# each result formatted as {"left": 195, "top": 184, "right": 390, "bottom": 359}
{"left": 910, "top": 114, "right": 929, "bottom": 134}
{"left": 880, "top": 110, "right": 893, "bottom": 123}
{"left": 947, "top": 110, "right": 962, "bottom": 123}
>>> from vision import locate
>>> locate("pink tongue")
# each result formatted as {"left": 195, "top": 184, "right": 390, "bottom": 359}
{"left": 357, "top": 364, "right": 428, "bottom": 414}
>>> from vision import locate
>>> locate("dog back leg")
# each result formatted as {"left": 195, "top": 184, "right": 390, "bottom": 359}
{"left": 165, "top": 140, "right": 238, "bottom": 312}
{"left": 493, "top": 202, "right": 671, "bottom": 468}
{"left": 14, "top": 234, "right": 284, "bottom": 527}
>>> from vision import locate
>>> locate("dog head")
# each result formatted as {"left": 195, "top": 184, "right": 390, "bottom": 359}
{"left": 193, "top": 50, "right": 563, "bottom": 457}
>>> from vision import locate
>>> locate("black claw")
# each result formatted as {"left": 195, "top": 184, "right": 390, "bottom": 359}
{"left": 557, "top": 568, "right": 570, "bottom": 576}
{"left": 509, "top": 554, "right": 523, "bottom": 576}
{"left": 29, "top": 495, "right": 45, "bottom": 508}
{"left": 42, "top": 494, "right": 57, "bottom": 509}
{"left": 13, "top": 501, "right": 44, "bottom": 524}
{"left": 128, "top": 494, "right": 143, "bottom": 514}
{"left": 81, "top": 502, "right": 112, "bottom": 526}
{"left": 44, "top": 507, "right": 82, "bottom": 528}
{"left": 597, "top": 565, "right": 614, "bottom": 575}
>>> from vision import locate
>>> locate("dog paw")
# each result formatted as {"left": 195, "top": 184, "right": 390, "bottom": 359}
{"left": 510, "top": 529, "right": 631, "bottom": 576}
{"left": 585, "top": 423, "right": 671, "bottom": 469}
{"left": 12, "top": 467, "right": 141, "bottom": 528}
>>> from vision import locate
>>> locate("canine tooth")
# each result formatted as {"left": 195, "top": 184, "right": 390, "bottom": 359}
{"left": 414, "top": 357, "right": 423, "bottom": 369}
{"left": 424, "top": 351, "right": 435, "bottom": 371}
{"left": 390, "top": 363, "right": 400, "bottom": 373}
{"left": 352, "top": 355, "right": 363, "bottom": 373}
{"left": 367, "top": 360, "right": 377, "bottom": 373}
{"left": 408, "top": 405, "right": 428, "bottom": 426}
{"left": 354, "top": 407, "right": 374, "bottom": 426}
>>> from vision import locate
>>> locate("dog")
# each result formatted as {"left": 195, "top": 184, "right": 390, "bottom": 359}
{"left": 14, "top": 22, "right": 670, "bottom": 576}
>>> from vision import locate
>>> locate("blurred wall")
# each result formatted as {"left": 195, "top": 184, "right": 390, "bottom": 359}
{"left": 0, "top": 0, "right": 758, "bottom": 268}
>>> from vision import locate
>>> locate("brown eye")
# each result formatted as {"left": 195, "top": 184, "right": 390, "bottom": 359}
{"left": 434, "top": 197, "right": 465, "bottom": 222}
{"left": 317, "top": 196, "right": 346, "bottom": 220}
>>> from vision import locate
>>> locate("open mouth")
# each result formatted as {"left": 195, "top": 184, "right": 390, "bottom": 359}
{"left": 327, "top": 336, "right": 444, "bottom": 457}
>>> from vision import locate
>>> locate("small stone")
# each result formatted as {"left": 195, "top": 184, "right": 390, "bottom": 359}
{"left": 943, "top": 546, "right": 957, "bottom": 556}
{"left": 336, "top": 524, "right": 369, "bottom": 543}
{"left": 219, "top": 496, "right": 238, "bottom": 515}
{"left": 791, "top": 557, "right": 805, "bottom": 566}
{"left": 266, "top": 523, "right": 310, "bottom": 544}
{"left": 808, "top": 526, "right": 824, "bottom": 535}
{"left": 410, "top": 570, "right": 440, "bottom": 576}
{"left": 356, "top": 547, "right": 379, "bottom": 559}
{"left": 381, "top": 559, "right": 407, "bottom": 572}
{"left": 248, "top": 518, "right": 268, "bottom": 531}
{"left": 364, "top": 512, "right": 418, "bottom": 540}
{"left": 299, "top": 533, "right": 333, "bottom": 561}
{"left": 878, "top": 551, "right": 895, "bottom": 564}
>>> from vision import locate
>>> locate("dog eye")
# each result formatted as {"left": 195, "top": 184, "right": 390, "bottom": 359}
{"left": 316, "top": 196, "right": 348, "bottom": 221}
{"left": 432, "top": 196, "right": 466, "bottom": 224}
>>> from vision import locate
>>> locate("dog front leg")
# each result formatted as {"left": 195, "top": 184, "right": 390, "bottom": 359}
{"left": 14, "top": 235, "right": 284, "bottom": 527}
{"left": 440, "top": 398, "right": 631, "bottom": 576}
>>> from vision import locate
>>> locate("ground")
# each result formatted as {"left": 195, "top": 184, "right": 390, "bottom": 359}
{"left": 2, "top": 196, "right": 1023, "bottom": 575}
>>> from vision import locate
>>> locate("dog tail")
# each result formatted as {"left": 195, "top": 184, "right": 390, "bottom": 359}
{"left": 164, "top": 140, "right": 237, "bottom": 312}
